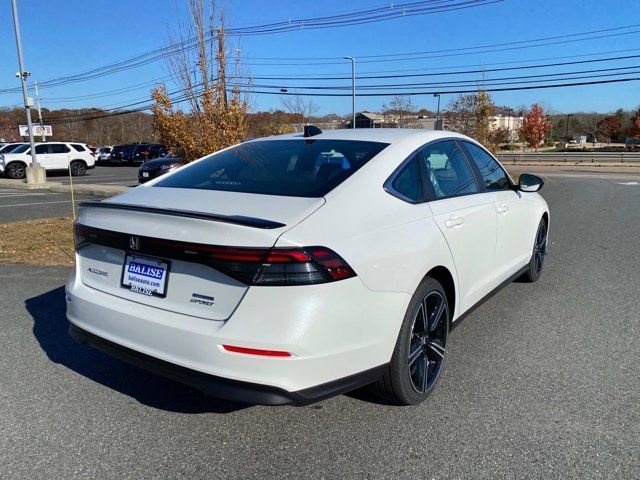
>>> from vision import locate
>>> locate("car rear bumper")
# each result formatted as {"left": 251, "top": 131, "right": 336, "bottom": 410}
{"left": 69, "top": 323, "right": 386, "bottom": 405}
{"left": 65, "top": 266, "right": 409, "bottom": 401}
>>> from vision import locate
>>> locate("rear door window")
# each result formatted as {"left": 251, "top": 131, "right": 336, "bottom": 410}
{"left": 419, "top": 141, "right": 478, "bottom": 200}
{"left": 50, "top": 144, "right": 70, "bottom": 154}
{"left": 155, "top": 139, "right": 389, "bottom": 197}
{"left": 462, "top": 141, "right": 511, "bottom": 191}
{"left": 387, "top": 156, "right": 423, "bottom": 203}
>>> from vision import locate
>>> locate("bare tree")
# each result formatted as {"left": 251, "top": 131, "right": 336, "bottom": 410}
{"left": 380, "top": 96, "right": 416, "bottom": 128}
{"left": 280, "top": 93, "right": 319, "bottom": 127}
{"left": 151, "top": 0, "right": 249, "bottom": 161}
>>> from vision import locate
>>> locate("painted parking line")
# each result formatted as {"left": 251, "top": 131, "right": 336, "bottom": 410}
{"left": 0, "top": 192, "right": 62, "bottom": 198}
{"left": 98, "top": 181, "right": 137, "bottom": 185}
{"left": 0, "top": 200, "right": 76, "bottom": 208}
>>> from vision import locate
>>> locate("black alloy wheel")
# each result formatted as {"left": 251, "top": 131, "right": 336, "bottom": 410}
{"left": 533, "top": 220, "right": 547, "bottom": 276}
{"left": 408, "top": 290, "right": 448, "bottom": 394}
{"left": 70, "top": 161, "right": 86, "bottom": 176}
{"left": 5, "top": 162, "right": 26, "bottom": 179}
{"left": 522, "top": 218, "right": 548, "bottom": 282}
{"left": 372, "top": 277, "right": 449, "bottom": 405}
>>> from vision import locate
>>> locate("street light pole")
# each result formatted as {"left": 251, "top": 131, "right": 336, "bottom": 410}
{"left": 10, "top": 0, "right": 39, "bottom": 171}
{"left": 344, "top": 56, "right": 356, "bottom": 129}
{"left": 34, "top": 81, "right": 45, "bottom": 142}
{"left": 433, "top": 93, "right": 441, "bottom": 130}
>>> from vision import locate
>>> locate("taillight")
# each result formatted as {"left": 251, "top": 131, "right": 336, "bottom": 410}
{"left": 72, "top": 223, "right": 356, "bottom": 286}
{"left": 208, "top": 246, "right": 356, "bottom": 286}
{"left": 90, "top": 152, "right": 96, "bottom": 157}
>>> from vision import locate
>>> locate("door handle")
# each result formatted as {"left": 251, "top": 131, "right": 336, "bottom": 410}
{"left": 445, "top": 216, "right": 465, "bottom": 228}
{"left": 497, "top": 204, "right": 509, "bottom": 214}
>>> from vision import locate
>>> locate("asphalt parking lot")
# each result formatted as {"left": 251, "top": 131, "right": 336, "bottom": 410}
{"left": 1, "top": 175, "right": 639, "bottom": 479}
{"left": 0, "top": 188, "right": 93, "bottom": 222}
{"left": 45, "top": 164, "right": 139, "bottom": 186}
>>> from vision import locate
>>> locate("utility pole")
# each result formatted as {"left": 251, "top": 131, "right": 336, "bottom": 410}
{"left": 565, "top": 113, "right": 573, "bottom": 147}
{"left": 344, "top": 57, "right": 356, "bottom": 129}
{"left": 34, "top": 81, "right": 45, "bottom": 142}
{"left": 11, "top": 0, "right": 45, "bottom": 183}
{"left": 433, "top": 93, "right": 442, "bottom": 130}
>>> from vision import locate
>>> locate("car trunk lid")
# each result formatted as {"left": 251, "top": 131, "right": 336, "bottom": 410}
{"left": 75, "top": 187, "right": 324, "bottom": 320}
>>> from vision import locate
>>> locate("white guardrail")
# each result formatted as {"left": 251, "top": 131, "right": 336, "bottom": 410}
{"left": 496, "top": 152, "right": 640, "bottom": 163}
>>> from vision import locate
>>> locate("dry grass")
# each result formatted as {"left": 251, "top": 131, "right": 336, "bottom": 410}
{"left": 0, "top": 217, "right": 75, "bottom": 266}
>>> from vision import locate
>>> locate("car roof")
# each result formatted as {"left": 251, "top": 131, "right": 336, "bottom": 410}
{"left": 251, "top": 128, "right": 471, "bottom": 146}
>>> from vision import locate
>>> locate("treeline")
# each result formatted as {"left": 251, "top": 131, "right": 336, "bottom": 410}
{"left": 1, "top": 105, "right": 638, "bottom": 147}
{"left": 0, "top": 106, "right": 346, "bottom": 146}
{"left": 0, "top": 107, "right": 155, "bottom": 146}
{"left": 548, "top": 109, "right": 637, "bottom": 143}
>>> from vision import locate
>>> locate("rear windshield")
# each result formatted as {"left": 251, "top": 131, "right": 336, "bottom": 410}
{"left": 154, "top": 139, "right": 389, "bottom": 197}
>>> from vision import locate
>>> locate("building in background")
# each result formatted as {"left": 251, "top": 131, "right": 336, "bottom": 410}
{"left": 490, "top": 115, "right": 523, "bottom": 142}
{"left": 349, "top": 112, "right": 385, "bottom": 128}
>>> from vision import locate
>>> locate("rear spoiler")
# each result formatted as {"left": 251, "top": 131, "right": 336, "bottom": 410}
{"left": 78, "top": 201, "right": 286, "bottom": 230}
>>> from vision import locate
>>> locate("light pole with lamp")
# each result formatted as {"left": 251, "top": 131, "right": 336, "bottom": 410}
{"left": 10, "top": 0, "right": 45, "bottom": 184}
{"left": 433, "top": 93, "right": 442, "bottom": 130}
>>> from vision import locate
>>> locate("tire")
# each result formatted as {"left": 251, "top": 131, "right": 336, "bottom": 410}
{"left": 372, "top": 277, "right": 449, "bottom": 405}
{"left": 69, "top": 160, "right": 87, "bottom": 177}
{"left": 521, "top": 217, "right": 548, "bottom": 283}
{"left": 5, "top": 162, "right": 26, "bottom": 179}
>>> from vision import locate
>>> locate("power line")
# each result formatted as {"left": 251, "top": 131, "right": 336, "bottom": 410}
{"left": 252, "top": 77, "right": 640, "bottom": 96}
{"left": 253, "top": 53, "right": 640, "bottom": 80}
{"left": 40, "top": 60, "right": 640, "bottom": 122}
{"left": 20, "top": 51, "right": 640, "bottom": 109}
{"left": 0, "top": 0, "right": 499, "bottom": 94}
{"left": 45, "top": 76, "right": 640, "bottom": 125}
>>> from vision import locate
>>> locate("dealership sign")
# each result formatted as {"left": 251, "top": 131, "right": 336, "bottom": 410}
{"left": 19, "top": 125, "right": 53, "bottom": 137}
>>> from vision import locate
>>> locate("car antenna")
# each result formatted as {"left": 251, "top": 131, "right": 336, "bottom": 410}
{"left": 303, "top": 125, "right": 322, "bottom": 137}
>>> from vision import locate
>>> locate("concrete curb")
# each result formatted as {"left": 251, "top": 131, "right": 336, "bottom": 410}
{"left": 0, "top": 178, "right": 131, "bottom": 198}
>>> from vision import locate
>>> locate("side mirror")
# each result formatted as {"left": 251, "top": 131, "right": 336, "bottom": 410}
{"left": 518, "top": 173, "right": 544, "bottom": 192}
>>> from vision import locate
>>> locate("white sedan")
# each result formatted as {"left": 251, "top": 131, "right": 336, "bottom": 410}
{"left": 66, "top": 128, "right": 549, "bottom": 405}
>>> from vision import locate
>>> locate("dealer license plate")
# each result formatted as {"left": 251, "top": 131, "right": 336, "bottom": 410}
{"left": 121, "top": 254, "right": 170, "bottom": 297}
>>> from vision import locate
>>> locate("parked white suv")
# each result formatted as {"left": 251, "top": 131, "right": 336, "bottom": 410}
{"left": 0, "top": 142, "right": 96, "bottom": 179}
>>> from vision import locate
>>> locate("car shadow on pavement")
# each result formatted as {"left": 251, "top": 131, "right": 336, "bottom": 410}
{"left": 26, "top": 286, "right": 248, "bottom": 414}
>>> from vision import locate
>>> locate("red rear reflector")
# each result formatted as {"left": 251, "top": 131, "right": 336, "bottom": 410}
{"left": 222, "top": 345, "right": 292, "bottom": 357}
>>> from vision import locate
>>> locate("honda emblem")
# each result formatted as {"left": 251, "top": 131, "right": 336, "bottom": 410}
{"left": 129, "top": 237, "right": 140, "bottom": 251}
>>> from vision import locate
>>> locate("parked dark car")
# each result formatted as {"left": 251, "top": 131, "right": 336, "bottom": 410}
{"left": 111, "top": 144, "right": 167, "bottom": 164}
{"left": 138, "top": 156, "right": 185, "bottom": 183}
{"left": 110, "top": 144, "right": 137, "bottom": 163}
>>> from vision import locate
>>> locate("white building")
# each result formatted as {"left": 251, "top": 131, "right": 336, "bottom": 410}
{"left": 490, "top": 115, "right": 523, "bottom": 142}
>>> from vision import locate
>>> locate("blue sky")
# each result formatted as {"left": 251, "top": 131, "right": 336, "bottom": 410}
{"left": 0, "top": 0, "right": 638, "bottom": 116}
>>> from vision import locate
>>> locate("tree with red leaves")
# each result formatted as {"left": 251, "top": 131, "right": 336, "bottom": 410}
{"left": 519, "top": 104, "right": 552, "bottom": 150}
{"left": 630, "top": 109, "right": 640, "bottom": 142}
{"left": 598, "top": 115, "right": 621, "bottom": 143}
